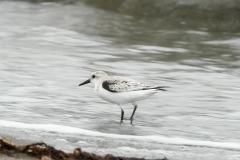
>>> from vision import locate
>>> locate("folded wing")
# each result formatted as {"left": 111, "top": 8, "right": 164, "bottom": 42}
{"left": 102, "top": 76, "right": 169, "bottom": 92}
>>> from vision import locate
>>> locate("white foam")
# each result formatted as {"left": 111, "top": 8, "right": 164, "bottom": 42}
{"left": 186, "top": 30, "right": 209, "bottom": 36}
{"left": 203, "top": 38, "right": 240, "bottom": 50}
{"left": 128, "top": 45, "right": 188, "bottom": 53}
{"left": 204, "top": 38, "right": 240, "bottom": 45}
{"left": 21, "top": 26, "right": 109, "bottom": 47}
{"left": 0, "top": 120, "right": 240, "bottom": 150}
{"left": 0, "top": 96, "right": 40, "bottom": 102}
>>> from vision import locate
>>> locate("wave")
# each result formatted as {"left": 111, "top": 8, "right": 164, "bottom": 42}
{"left": 6, "top": 1, "right": 240, "bottom": 32}
{"left": 83, "top": 0, "right": 240, "bottom": 17}
{"left": 0, "top": 120, "right": 240, "bottom": 151}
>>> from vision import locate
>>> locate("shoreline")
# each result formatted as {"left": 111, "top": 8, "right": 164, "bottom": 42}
{"left": 0, "top": 137, "right": 167, "bottom": 160}
{"left": 1, "top": 125, "right": 240, "bottom": 160}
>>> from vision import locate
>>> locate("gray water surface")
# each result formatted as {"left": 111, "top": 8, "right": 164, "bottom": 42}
{"left": 0, "top": 1, "right": 240, "bottom": 159}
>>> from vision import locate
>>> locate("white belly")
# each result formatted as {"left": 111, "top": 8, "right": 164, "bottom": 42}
{"left": 96, "top": 87, "right": 157, "bottom": 105}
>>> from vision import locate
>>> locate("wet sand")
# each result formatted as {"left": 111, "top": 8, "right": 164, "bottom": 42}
{"left": 0, "top": 154, "right": 37, "bottom": 160}
{"left": 0, "top": 135, "right": 37, "bottom": 160}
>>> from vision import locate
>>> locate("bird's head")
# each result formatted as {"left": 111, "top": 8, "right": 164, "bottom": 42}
{"left": 79, "top": 71, "right": 108, "bottom": 86}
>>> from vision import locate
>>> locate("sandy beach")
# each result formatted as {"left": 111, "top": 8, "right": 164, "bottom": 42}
{"left": 0, "top": 135, "right": 154, "bottom": 160}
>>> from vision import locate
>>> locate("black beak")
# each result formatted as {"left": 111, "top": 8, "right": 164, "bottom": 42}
{"left": 79, "top": 79, "right": 90, "bottom": 86}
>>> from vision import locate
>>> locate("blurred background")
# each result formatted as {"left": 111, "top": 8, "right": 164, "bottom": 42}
{"left": 0, "top": 0, "right": 240, "bottom": 159}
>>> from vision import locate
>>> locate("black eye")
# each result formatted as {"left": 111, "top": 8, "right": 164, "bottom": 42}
{"left": 92, "top": 75, "right": 95, "bottom": 78}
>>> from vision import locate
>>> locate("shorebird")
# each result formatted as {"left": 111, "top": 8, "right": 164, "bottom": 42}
{"left": 79, "top": 71, "right": 168, "bottom": 124}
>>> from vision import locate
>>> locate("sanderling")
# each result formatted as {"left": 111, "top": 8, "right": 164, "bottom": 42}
{"left": 79, "top": 71, "right": 169, "bottom": 124}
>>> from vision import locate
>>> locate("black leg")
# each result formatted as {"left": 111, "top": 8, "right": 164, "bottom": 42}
{"left": 130, "top": 104, "right": 138, "bottom": 124}
{"left": 121, "top": 108, "right": 124, "bottom": 122}
{"left": 119, "top": 105, "right": 124, "bottom": 123}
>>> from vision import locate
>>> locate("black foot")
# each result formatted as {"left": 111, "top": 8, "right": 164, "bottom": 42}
{"left": 130, "top": 117, "right": 133, "bottom": 124}
{"left": 124, "top": 117, "right": 134, "bottom": 125}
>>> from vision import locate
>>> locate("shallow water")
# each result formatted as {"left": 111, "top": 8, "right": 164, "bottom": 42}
{"left": 0, "top": 1, "right": 240, "bottom": 159}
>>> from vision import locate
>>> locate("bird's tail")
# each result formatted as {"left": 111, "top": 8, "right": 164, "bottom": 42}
{"left": 142, "top": 86, "right": 170, "bottom": 91}
{"left": 153, "top": 86, "right": 170, "bottom": 91}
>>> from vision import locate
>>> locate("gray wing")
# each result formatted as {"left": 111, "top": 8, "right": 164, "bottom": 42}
{"left": 102, "top": 76, "right": 149, "bottom": 92}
